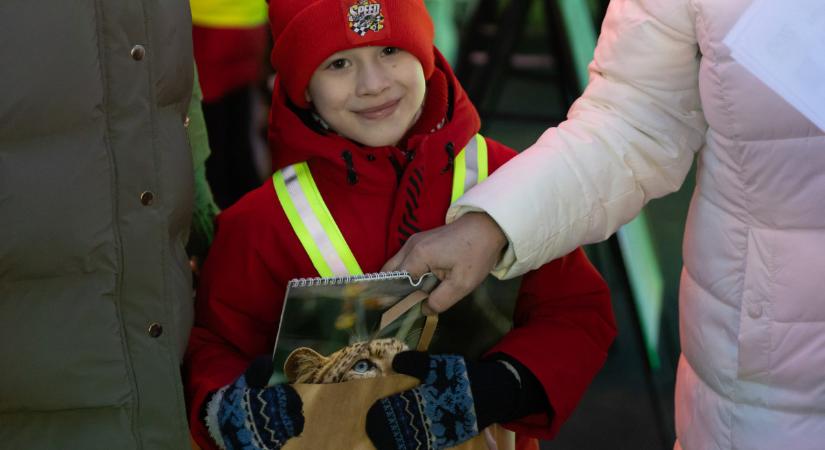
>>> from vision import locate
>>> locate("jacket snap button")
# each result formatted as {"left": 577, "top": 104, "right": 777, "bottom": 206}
{"left": 747, "top": 303, "right": 763, "bottom": 319}
{"left": 130, "top": 45, "right": 146, "bottom": 61}
{"left": 140, "top": 191, "right": 154, "bottom": 206}
{"left": 148, "top": 323, "right": 163, "bottom": 338}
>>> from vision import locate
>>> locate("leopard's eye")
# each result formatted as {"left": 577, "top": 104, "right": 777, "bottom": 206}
{"left": 352, "top": 359, "right": 376, "bottom": 374}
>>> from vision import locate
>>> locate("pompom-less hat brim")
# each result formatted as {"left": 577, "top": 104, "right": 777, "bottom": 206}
{"left": 270, "top": 0, "right": 435, "bottom": 108}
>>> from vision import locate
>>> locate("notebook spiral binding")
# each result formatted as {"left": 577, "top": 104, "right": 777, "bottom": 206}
{"left": 288, "top": 271, "right": 432, "bottom": 288}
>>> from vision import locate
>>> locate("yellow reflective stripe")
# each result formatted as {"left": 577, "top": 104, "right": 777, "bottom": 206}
{"left": 293, "top": 164, "right": 363, "bottom": 276}
{"left": 190, "top": 0, "right": 268, "bottom": 28}
{"left": 272, "top": 170, "right": 333, "bottom": 278}
{"left": 476, "top": 134, "right": 489, "bottom": 182}
{"left": 451, "top": 149, "right": 468, "bottom": 203}
{"left": 451, "top": 134, "right": 489, "bottom": 203}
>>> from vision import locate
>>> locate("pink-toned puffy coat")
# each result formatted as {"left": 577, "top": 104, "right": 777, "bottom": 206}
{"left": 449, "top": 1, "right": 825, "bottom": 449}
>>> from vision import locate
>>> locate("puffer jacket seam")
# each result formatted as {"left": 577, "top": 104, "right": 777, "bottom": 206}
{"left": 556, "top": 147, "right": 641, "bottom": 244}
{"left": 157, "top": 100, "right": 191, "bottom": 113}
{"left": 92, "top": 0, "right": 142, "bottom": 447}
{"left": 694, "top": 183, "right": 734, "bottom": 223}
{"left": 763, "top": 234, "right": 776, "bottom": 405}
{"left": 679, "top": 344, "right": 735, "bottom": 402}
{"left": 721, "top": 134, "right": 825, "bottom": 144}
{"left": 138, "top": 3, "right": 192, "bottom": 448}
{"left": 771, "top": 319, "right": 825, "bottom": 324}
{"left": 0, "top": 404, "right": 133, "bottom": 415}
{"left": 1, "top": 270, "right": 118, "bottom": 284}
{"left": 634, "top": 159, "right": 695, "bottom": 195}
{"left": 136, "top": 9, "right": 161, "bottom": 450}
{"left": 681, "top": 264, "right": 738, "bottom": 313}
{"left": 687, "top": 0, "right": 698, "bottom": 29}
{"left": 723, "top": 397, "right": 825, "bottom": 416}
{"left": 694, "top": 9, "right": 744, "bottom": 450}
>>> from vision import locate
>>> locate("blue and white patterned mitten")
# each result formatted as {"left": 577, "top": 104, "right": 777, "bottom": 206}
{"left": 205, "top": 357, "right": 304, "bottom": 450}
{"left": 366, "top": 352, "right": 481, "bottom": 450}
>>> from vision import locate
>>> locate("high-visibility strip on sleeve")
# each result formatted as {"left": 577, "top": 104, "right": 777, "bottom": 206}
{"left": 476, "top": 134, "right": 488, "bottom": 183}
{"left": 451, "top": 134, "right": 489, "bottom": 203}
{"left": 272, "top": 163, "right": 362, "bottom": 277}
{"left": 451, "top": 148, "right": 467, "bottom": 203}
{"left": 462, "top": 134, "right": 480, "bottom": 195}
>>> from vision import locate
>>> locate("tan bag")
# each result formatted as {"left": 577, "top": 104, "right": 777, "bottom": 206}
{"left": 286, "top": 375, "right": 513, "bottom": 450}
{"left": 283, "top": 290, "right": 516, "bottom": 450}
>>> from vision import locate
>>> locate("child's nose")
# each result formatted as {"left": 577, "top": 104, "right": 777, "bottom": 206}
{"left": 356, "top": 62, "right": 391, "bottom": 96}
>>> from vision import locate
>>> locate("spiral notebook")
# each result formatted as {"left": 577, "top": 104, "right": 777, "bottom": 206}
{"left": 270, "top": 271, "right": 440, "bottom": 383}
{"left": 270, "top": 270, "right": 522, "bottom": 384}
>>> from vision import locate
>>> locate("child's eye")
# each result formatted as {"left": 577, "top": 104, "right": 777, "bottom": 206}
{"left": 327, "top": 58, "right": 350, "bottom": 70}
{"left": 351, "top": 359, "right": 376, "bottom": 374}
{"left": 382, "top": 47, "right": 401, "bottom": 56}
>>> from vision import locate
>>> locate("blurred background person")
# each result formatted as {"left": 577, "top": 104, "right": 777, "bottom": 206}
{"left": 191, "top": 0, "right": 270, "bottom": 208}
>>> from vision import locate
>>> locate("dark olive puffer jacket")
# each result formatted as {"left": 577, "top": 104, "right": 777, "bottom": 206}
{"left": 0, "top": 1, "right": 201, "bottom": 448}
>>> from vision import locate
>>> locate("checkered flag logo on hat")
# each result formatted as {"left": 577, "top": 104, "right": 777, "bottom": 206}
{"left": 347, "top": 0, "right": 385, "bottom": 36}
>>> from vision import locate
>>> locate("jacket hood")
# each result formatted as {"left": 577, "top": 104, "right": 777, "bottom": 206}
{"left": 267, "top": 48, "right": 481, "bottom": 183}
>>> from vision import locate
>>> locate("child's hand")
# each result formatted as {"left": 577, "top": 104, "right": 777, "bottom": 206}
{"left": 366, "top": 351, "right": 521, "bottom": 450}
{"left": 205, "top": 357, "right": 304, "bottom": 450}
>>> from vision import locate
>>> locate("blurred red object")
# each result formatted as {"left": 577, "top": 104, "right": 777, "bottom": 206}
{"left": 193, "top": 25, "right": 269, "bottom": 102}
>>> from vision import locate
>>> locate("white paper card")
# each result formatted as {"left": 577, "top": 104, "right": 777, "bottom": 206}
{"left": 724, "top": 0, "right": 825, "bottom": 132}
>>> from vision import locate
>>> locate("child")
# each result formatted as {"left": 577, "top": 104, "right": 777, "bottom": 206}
{"left": 184, "top": 1, "right": 617, "bottom": 449}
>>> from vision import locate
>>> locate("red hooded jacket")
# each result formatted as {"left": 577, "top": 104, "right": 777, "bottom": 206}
{"left": 185, "top": 53, "right": 617, "bottom": 450}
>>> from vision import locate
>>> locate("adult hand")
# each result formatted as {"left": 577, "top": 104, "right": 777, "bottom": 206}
{"left": 205, "top": 357, "right": 304, "bottom": 450}
{"left": 382, "top": 212, "right": 507, "bottom": 313}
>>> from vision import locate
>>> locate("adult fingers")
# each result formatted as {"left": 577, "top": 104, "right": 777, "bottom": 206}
{"left": 381, "top": 234, "right": 433, "bottom": 278}
{"left": 425, "top": 273, "right": 476, "bottom": 313}
{"left": 380, "top": 242, "right": 409, "bottom": 272}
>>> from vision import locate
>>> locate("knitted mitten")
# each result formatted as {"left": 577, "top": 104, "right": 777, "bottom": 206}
{"left": 205, "top": 357, "right": 304, "bottom": 450}
{"left": 366, "top": 351, "right": 523, "bottom": 450}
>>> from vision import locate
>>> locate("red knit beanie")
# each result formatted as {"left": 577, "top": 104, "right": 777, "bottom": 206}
{"left": 269, "top": 0, "right": 435, "bottom": 108}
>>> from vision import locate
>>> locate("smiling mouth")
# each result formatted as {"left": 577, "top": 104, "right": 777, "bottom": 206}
{"left": 355, "top": 99, "right": 401, "bottom": 120}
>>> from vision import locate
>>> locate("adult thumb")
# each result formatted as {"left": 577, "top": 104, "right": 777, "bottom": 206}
{"left": 380, "top": 247, "right": 407, "bottom": 272}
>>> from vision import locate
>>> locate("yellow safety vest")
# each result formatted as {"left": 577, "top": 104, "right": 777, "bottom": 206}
{"left": 273, "top": 134, "right": 489, "bottom": 277}
{"left": 190, "top": 0, "right": 268, "bottom": 28}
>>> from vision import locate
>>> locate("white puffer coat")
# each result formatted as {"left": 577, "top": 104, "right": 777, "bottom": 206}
{"left": 449, "top": 1, "right": 825, "bottom": 449}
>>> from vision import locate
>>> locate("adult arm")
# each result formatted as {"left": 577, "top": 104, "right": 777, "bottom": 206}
{"left": 385, "top": 0, "right": 707, "bottom": 309}
{"left": 452, "top": 0, "right": 706, "bottom": 278}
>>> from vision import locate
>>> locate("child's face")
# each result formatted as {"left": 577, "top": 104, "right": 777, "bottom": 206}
{"left": 306, "top": 46, "right": 427, "bottom": 147}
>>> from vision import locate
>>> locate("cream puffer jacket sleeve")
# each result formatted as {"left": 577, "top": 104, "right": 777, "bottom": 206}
{"left": 448, "top": 0, "right": 708, "bottom": 278}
